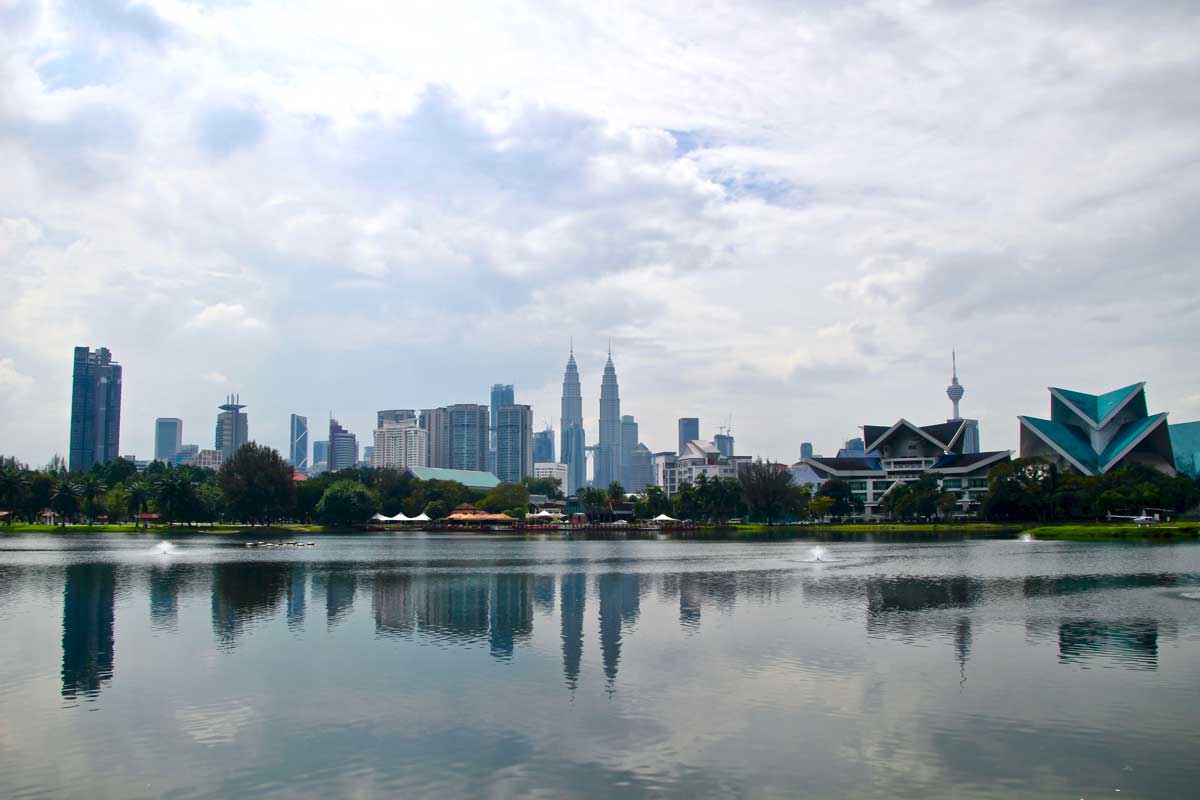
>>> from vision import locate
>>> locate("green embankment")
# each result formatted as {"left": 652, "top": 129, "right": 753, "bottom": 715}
{"left": 1021, "top": 523, "right": 1200, "bottom": 540}
{"left": 728, "top": 522, "right": 1026, "bottom": 535}
{"left": 0, "top": 523, "right": 330, "bottom": 535}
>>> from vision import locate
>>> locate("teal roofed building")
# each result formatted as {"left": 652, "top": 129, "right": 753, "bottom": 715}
{"left": 1168, "top": 421, "right": 1200, "bottom": 477}
{"left": 1018, "top": 383, "right": 1176, "bottom": 476}
{"left": 403, "top": 466, "right": 501, "bottom": 491}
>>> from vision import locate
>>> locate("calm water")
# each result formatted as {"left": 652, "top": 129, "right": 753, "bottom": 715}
{"left": 1, "top": 533, "right": 1199, "bottom": 799}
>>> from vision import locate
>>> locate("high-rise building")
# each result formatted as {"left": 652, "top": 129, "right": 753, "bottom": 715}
{"left": 419, "top": 407, "right": 449, "bottom": 468}
{"left": 69, "top": 346, "right": 122, "bottom": 471}
{"left": 628, "top": 443, "right": 653, "bottom": 492}
{"left": 533, "top": 461, "right": 569, "bottom": 492}
{"left": 559, "top": 347, "right": 586, "bottom": 495}
{"left": 290, "top": 414, "right": 309, "bottom": 472}
{"left": 489, "top": 384, "right": 514, "bottom": 470}
{"left": 373, "top": 418, "right": 427, "bottom": 469}
{"left": 174, "top": 444, "right": 199, "bottom": 465}
{"left": 377, "top": 409, "right": 416, "bottom": 427}
{"left": 361, "top": 446, "right": 374, "bottom": 467}
{"left": 154, "top": 418, "right": 182, "bottom": 463}
{"left": 596, "top": 348, "right": 621, "bottom": 488}
{"left": 800, "top": 442, "right": 814, "bottom": 460}
{"left": 714, "top": 432, "right": 734, "bottom": 458}
{"left": 313, "top": 440, "right": 329, "bottom": 467}
{"left": 447, "top": 404, "right": 490, "bottom": 471}
{"left": 214, "top": 395, "right": 248, "bottom": 462}
{"left": 328, "top": 418, "right": 358, "bottom": 471}
{"left": 677, "top": 418, "right": 699, "bottom": 454}
{"left": 620, "top": 415, "right": 638, "bottom": 488}
{"left": 532, "top": 427, "right": 555, "bottom": 464}
{"left": 496, "top": 404, "right": 533, "bottom": 483}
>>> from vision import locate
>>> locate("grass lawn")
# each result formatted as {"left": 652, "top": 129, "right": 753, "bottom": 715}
{"left": 727, "top": 522, "right": 1027, "bottom": 535}
{"left": 1022, "top": 523, "right": 1200, "bottom": 540}
{"left": 1, "top": 522, "right": 336, "bottom": 535}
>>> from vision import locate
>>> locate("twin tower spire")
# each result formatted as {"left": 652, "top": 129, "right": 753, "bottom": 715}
{"left": 560, "top": 343, "right": 621, "bottom": 494}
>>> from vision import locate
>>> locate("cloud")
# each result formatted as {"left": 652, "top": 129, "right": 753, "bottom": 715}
{"left": 195, "top": 104, "right": 266, "bottom": 158}
{"left": 186, "top": 303, "right": 267, "bottom": 331}
{"left": 0, "top": 359, "right": 34, "bottom": 397}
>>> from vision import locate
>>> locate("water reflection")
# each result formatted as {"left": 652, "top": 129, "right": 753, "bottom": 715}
{"left": 212, "top": 562, "right": 290, "bottom": 649}
{"left": 61, "top": 563, "right": 115, "bottom": 699}
{"left": 1025, "top": 618, "right": 1171, "bottom": 670}
{"left": 560, "top": 573, "right": 585, "bottom": 689}
{"left": 489, "top": 574, "right": 533, "bottom": 659}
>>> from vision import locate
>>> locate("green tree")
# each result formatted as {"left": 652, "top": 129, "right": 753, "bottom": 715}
{"left": 580, "top": 487, "right": 608, "bottom": 520}
{"left": 101, "top": 457, "right": 139, "bottom": 487}
{"left": 218, "top": 443, "right": 294, "bottom": 525}
{"left": 315, "top": 480, "right": 379, "bottom": 526}
{"left": 634, "top": 484, "right": 671, "bottom": 518}
{"left": 77, "top": 473, "right": 108, "bottom": 525}
{"left": 607, "top": 481, "right": 626, "bottom": 501}
{"left": 104, "top": 485, "right": 129, "bottom": 523}
{"left": 738, "top": 460, "right": 795, "bottom": 523}
{"left": 478, "top": 482, "right": 531, "bottom": 514}
{"left": 50, "top": 480, "right": 81, "bottom": 524}
{"left": 522, "top": 476, "right": 563, "bottom": 499}
{"left": 154, "top": 471, "right": 197, "bottom": 526}
{"left": 816, "top": 478, "right": 864, "bottom": 520}
{"left": 937, "top": 491, "right": 960, "bottom": 519}
{"left": 810, "top": 495, "right": 835, "bottom": 521}
{"left": 0, "top": 467, "right": 30, "bottom": 524}
{"left": 126, "top": 480, "right": 152, "bottom": 527}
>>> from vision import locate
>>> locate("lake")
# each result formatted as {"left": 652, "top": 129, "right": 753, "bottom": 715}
{"left": 1, "top": 532, "right": 1198, "bottom": 798}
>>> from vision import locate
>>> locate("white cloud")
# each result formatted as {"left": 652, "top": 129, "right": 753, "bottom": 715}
{"left": 185, "top": 303, "right": 266, "bottom": 332}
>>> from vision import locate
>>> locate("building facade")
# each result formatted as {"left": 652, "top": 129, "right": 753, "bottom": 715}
{"left": 496, "top": 404, "right": 533, "bottom": 483}
{"left": 805, "top": 418, "right": 1011, "bottom": 518}
{"left": 627, "top": 443, "right": 654, "bottom": 492}
{"left": 489, "top": 384, "right": 514, "bottom": 471}
{"left": 373, "top": 418, "right": 427, "bottom": 470}
{"left": 378, "top": 409, "right": 416, "bottom": 427}
{"left": 1019, "top": 382, "right": 1176, "bottom": 476}
{"left": 447, "top": 404, "right": 490, "bottom": 471}
{"left": 619, "top": 415, "right": 638, "bottom": 488}
{"left": 69, "top": 346, "right": 122, "bottom": 471}
{"left": 559, "top": 348, "right": 587, "bottom": 495}
{"left": 714, "top": 432, "right": 734, "bottom": 458}
{"left": 290, "top": 413, "right": 309, "bottom": 472}
{"left": 419, "top": 407, "right": 449, "bottom": 468}
{"left": 1170, "top": 422, "right": 1200, "bottom": 478}
{"left": 800, "top": 442, "right": 814, "bottom": 460}
{"left": 677, "top": 418, "right": 699, "bottom": 455}
{"left": 328, "top": 418, "right": 358, "bottom": 471}
{"left": 214, "top": 396, "right": 248, "bottom": 462}
{"left": 534, "top": 461, "right": 569, "bottom": 492}
{"left": 312, "top": 440, "right": 329, "bottom": 468}
{"left": 154, "top": 418, "right": 182, "bottom": 463}
{"left": 533, "top": 428, "right": 555, "bottom": 464}
{"left": 174, "top": 444, "right": 199, "bottom": 465}
{"left": 595, "top": 351, "right": 621, "bottom": 488}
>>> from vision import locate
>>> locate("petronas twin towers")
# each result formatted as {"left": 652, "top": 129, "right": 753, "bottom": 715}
{"left": 559, "top": 344, "right": 622, "bottom": 494}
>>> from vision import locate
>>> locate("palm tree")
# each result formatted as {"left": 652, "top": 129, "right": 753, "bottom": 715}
{"left": 126, "top": 480, "right": 151, "bottom": 529}
{"left": 50, "top": 480, "right": 81, "bottom": 525}
{"left": 0, "top": 467, "right": 29, "bottom": 524}
{"left": 154, "top": 471, "right": 196, "bottom": 526}
{"left": 77, "top": 474, "right": 108, "bottom": 526}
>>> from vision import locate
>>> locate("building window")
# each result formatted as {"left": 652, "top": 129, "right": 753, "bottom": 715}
{"left": 849, "top": 481, "right": 868, "bottom": 491}
{"left": 942, "top": 479, "right": 962, "bottom": 489}
{"left": 968, "top": 478, "right": 988, "bottom": 489}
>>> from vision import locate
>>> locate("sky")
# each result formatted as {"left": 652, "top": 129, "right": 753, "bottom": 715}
{"left": 2, "top": 0, "right": 1199, "bottom": 467}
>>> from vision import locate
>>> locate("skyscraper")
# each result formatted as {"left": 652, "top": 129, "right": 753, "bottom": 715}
{"left": 496, "top": 404, "right": 533, "bottom": 483}
{"left": 596, "top": 348, "right": 621, "bottom": 488}
{"left": 377, "top": 409, "right": 416, "bottom": 427}
{"left": 489, "top": 384, "right": 514, "bottom": 470}
{"left": 677, "top": 418, "right": 699, "bottom": 454}
{"left": 154, "top": 418, "right": 182, "bottom": 463}
{"left": 628, "top": 443, "right": 653, "bottom": 492}
{"left": 533, "top": 427, "right": 555, "bottom": 464}
{"left": 312, "top": 440, "right": 329, "bottom": 469}
{"left": 714, "top": 432, "right": 734, "bottom": 458}
{"left": 447, "top": 404, "right": 490, "bottom": 471}
{"left": 419, "top": 407, "right": 450, "bottom": 468}
{"left": 290, "top": 414, "right": 309, "bottom": 472}
{"left": 69, "top": 346, "right": 122, "bottom": 471}
{"left": 373, "top": 417, "right": 427, "bottom": 469}
{"left": 800, "top": 442, "right": 814, "bottom": 460}
{"left": 215, "top": 395, "right": 248, "bottom": 462}
{"left": 620, "top": 415, "right": 638, "bottom": 488}
{"left": 328, "top": 418, "right": 358, "bottom": 471}
{"left": 560, "top": 347, "right": 586, "bottom": 495}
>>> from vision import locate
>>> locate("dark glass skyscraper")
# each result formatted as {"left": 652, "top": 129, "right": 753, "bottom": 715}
{"left": 532, "top": 427, "right": 555, "bottom": 464}
{"left": 328, "top": 418, "right": 358, "bottom": 471}
{"left": 620, "top": 415, "right": 638, "bottom": 488}
{"left": 489, "top": 384, "right": 514, "bottom": 470}
{"left": 496, "top": 404, "right": 533, "bottom": 483}
{"left": 215, "top": 396, "right": 248, "bottom": 462}
{"left": 290, "top": 414, "right": 309, "bottom": 472}
{"left": 560, "top": 348, "right": 586, "bottom": 494}
{"left": 678, "top": 417, "right": 699, "bottom": 454}
{"left": 154, "top": 417, "right": 182, "bottom": 463}
{"left": 596, "top": 349, "right": 621, "bottom": 488}
{"left": 69, "top": 346, "right": 122, "bottom": 472}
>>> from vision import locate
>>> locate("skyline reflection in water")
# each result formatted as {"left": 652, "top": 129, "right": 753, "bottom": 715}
{"left": 1, "top": 534, "right": 1197, "bottom": 798}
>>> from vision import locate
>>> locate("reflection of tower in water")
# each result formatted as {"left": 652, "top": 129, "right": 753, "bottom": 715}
{"left": 62, "top": 563, "right": 116, "bottom": 699}
{"left": 211, "top": 562, "right": 289, "bottom": 648}
{"left": 149, "top": 564, "right": 184, "bottom": 630}
{"left": 560, "top": 573, "right": 586, "bottom": 690}
{"left": 325, "top": 571, "right": 357, "bottom": 627}
{"left": 597, "top": 573, "right": 640, "bottom": 689}
{"left": 286, "top": 563, "right": 307, "bottom": 629}
{"left": 489, "top": 574, "right": 534, "bottom": 660}
{"left": 954, "top": 616, "right": 971, "bottom": 686}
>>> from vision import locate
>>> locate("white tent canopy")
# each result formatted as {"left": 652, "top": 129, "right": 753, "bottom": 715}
{"left": 652, "top": 513, "right": 679, "bottom": 522}
{"left": 410, "top": 512, "right": 431, "bottom": 522}
{"left": 372, "top": 512, "right": 417, "bottom": 522}
{"left": 530, "top": 509, "right": 564, "bottom": 518}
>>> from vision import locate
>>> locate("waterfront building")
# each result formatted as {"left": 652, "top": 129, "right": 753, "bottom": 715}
{"left": 174, "top": 444, "right": 199, "bottom": 465}
{"left": 378, "top": 409, "right": 416, "bottom": 427}
{"left": 804, "top": 418, "right": 1011, "bottom": 518}
{"left": 1018, "top": 382, "right": 1176, "bottom": 476}
{"left": 214, "top": 396, "right": 248, "bottom": 462}
{"left": 559, "top": 347, "right": 587, "bottom": 495}
{"left": 714, "top": 432, "right": 734, "bottom": 458}
{"left": 490, "top": 384, "right": 514, "bottom": 471}
{"left": 447, "top": 404, "right": 490, "bottom": 471}
{"left": 534, "top": 461, "right": 569, "bottom": 492}
{"left": 620, "top": 415, "right": 638, "bottom": 487}
{"left": 290, "top": 414, "right": 309, "bottom": 472}
{"left": 373, "top": 417, "right": 427, "bottom": 470}
{"left": 419, "top": 407, "right": 449, "bottom": 468}
{"left": 627, "top": 444, "right": 654, "bottom": 492}
{"left": 69, "top": 346, "right": 122, "bottom": 471}
{"left": 677, "top": 418, "right": 699, "bottom": 455}
{"left": 596, "top": 349, "right": 621, "bottom": 488}
{"left": 496, "top": 404, "right": 533, "bottom": 483}
{"left": 328, "top": 418, "right": 358, "bottom": 471}
{"left": 154, "top": 418, "right": 182, "bottom": 463}
{"left": 403, "top": 466, "right": 500, "bottom": 491}
{"left": 532, "top": 428, "right": 555, "bottom": 464}
{"left": 1169, "top": 422, "right": 1200, "bottom": 477}
{"left": 800, "top": 442, "right": 814, "bottom": 460}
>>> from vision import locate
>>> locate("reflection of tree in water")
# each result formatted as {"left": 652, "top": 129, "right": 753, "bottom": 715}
{"left": 61, "top": 563, "right": 116, "bottom": 699}
{"left": 489, "top": 574, "right": 534, "bottom": 660}
{"left": 211, "top": 561, "right": 290, "bottom": 648}
{"left": 1023, "top": 573, "right": 1178, "bottom": 598}
{"left": 598, "top": 573, "right": 640, "bottom": 689}
{"left": 560, "top": 573, "right": 586, "bottom": 690}
{"left": 1058, "top": 619, "right": 1160, "bottom": 669}
{"left": 868, "top": 576, "right": 976, "bottom": 615}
